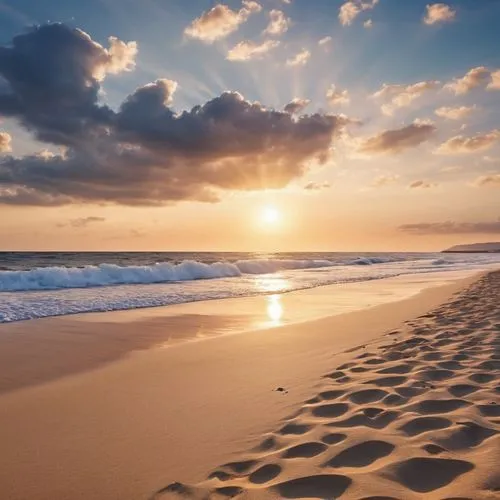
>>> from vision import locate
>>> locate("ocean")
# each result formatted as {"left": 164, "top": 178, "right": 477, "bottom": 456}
{"left": 1, "top": 251, "right": 499, "bottom": 323}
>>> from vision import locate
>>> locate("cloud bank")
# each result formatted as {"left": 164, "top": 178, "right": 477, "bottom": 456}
{"left": 399, "top": 219, "right": 500, "bottom": 235}
{"left": 0, "top": 24, "right": 352, "bottom": 206}
{"left": 339, "top": 0, "right": 379, "bottom": 27}
{"left": 436, "top": 130, "right": 500, "bottom": 154}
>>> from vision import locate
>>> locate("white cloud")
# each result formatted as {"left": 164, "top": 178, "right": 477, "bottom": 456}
{"left": 372, "top": 80, "right": 440, "bottom": 115}
{"left": 488, "top": 70, "right": 500, "bottom": 90}
{"left": 436, "top": 129, "right": 500, "bottom": 154}
{"left": 339, "top": 0, "right": 379, "bottom": 26}
{"left": 326, "top": 84, "right": 350, "bottom": 106}
{"left": 364, "top": 19, "right": 373, "bottom": 28}
{"left": 286, "top": 48, "right": 311, "bottom": 67}
{"left": 318, "top": 36, "right": 332, "bottom": 46}
{"left": 445, "top": 66, "right": 491, "bottom": 95}
{"left": 435, "top": 105, "right": 476, "bottom": 120}
{"left": 284, "top": 98, "right": 311, "bottom": 114}
{"left": 424, "top": 3, "right": 456, "bottom": 25}
{"left": 184, "top": 1, "right": 262, "bottom": 43}
{"left": 371, "top": 174, "right": 399, "bottom": 187}
{"left": 227, "top": 40, "right": 280, "bottom": 61}
{"left": 263, "top": 9, "right": 291, "bottom": 36}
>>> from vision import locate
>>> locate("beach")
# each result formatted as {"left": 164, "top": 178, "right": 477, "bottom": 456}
{"left": 0, "top": 270, "right": 498, "bottom": 499}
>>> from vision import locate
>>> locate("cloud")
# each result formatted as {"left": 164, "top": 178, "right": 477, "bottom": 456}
{"left": 304, "top": 181, "right": 330, "bottom": 190}
{"left": 0, "top": 25, "right": 355, "bottom": 206}
{"left": 0, "top": 132, "right": 11, "bottom": 153}
{"left": 286, "top": 49, "right": 311, "bottom": 67}
{"left": 408, "top": 180, "right": 437, "bottom": 189}
{"left": 58, "top": 216, "right": 106, "bottom": 228}
{"left": 263, "top": 9, "right": 290, "bottom": 36}
{"left": 227, "top": 40, "right": 280, "bottom": 61}
{"left": 318, "top": 36, "right": 332, "bottom": 46}
{"left": 326, "top": 85, "right": 350, "bottom": 106}
{"left": 474, "top": 174, "right": 500, "bottom": 187}
{"left": 284, "top": 98, "right": 311, "bottom": 114}
{"left": 184, "top": 1, "right": 261, "bottom": 43}
{"left": 436, "top": 130, "right": 500, "bottom": 154}
{"left": 0, "top": 23, "right": 136, "bottom": 146}
{"left": 359, "top": 122, "right": 437, "bottom": 155}
{"left": 399, "top": 219, "right": 500, "bottom": 235}
{"left": 423, "top": 3, "right": 456, "bottom": 25}
{"left": 372, "top": 81, "right": 440, "bottom": 115}
{"left": 444, "top": 67, "right": 491, "bottom": 95}
{"left": 488, "top": 70, "right": 500, "bottom": 90}
{"left": 371, "top": 174, "right": 399, "bottom": 187}
{"left": 339, "top": 0, "right": 379, "bottom": 26}
{"left": 435, "top": 105, "right": 476, "bottom": 120}
{"left": 364, "top": 19, "right": 373, "bottom": 28}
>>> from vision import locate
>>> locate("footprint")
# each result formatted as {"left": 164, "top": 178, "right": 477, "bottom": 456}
{"left": 364, "top": 358, "right": 386, "bottom": 365}
{"left": 422, "top": 443, "right": 446, "bottom": 455}
{"left": 208, "top": 470, "right": 233, "bottom": 481}
{"left": 411, "top": 399, "right": 470, "bottom": 414}
{"left": 399, "top": 416, "right": 452, "bottom": 436}
{"left": 469, "top": 373, "right": 495, "bottom": 383}
{"left": 365, "top": 376, "right": 407, "bottom": 387}
{"left": 382, "top": 394, "right": 408, "bottom": 406}
{"left": 478, "top": 404, "right": 500, "bottom": 417}
{"left": 321, "top": 433, "right": 347, "bottom": 445}
{"left": 312, "top": 403, "right": 350, "bottom": 418}
{"left": 349, "top": 389, "right": 388, "bottom": 404}
{"left": 435, "top": 422, "right": 498, "bottom": 450}
{"left": 249, "top": 464, "right": 281, "bottom": 484}
{"left": 274, "top": 474, "right": 352, "bottom": 498}
{"left": 221, "top": 460, "right": 257, "bottom": 474}
{"left": 327, "top": 410, "right": 399, "bottom": 429}
{"left": 281, "top": 442, "right": 327, "bottom": 459}
{"left": 377, "top": 364, "right": 413, "bottom": 374}
{"left": 278, "top": 423, "right": 312, "bottom": 435}
{"left": 324, "top": 440, "right": 395, "bottom": 468}
{"left": 383, "top": 457, "right": 474, "bottom": 493}
{"left": 448, "top": 384, "right": 479, "bottom": 397}
{"left": 416, "top": 368, "right": 455, "bottom": 381}
{"left": 318, "top": 390, "right": 346, "bottom": 401}
{"left": 215, "top": 486, "right": 244, "bottom": 497}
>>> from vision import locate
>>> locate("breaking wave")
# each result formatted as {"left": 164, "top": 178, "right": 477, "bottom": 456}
{"left": 0, "top": 257, "right": 405, "bottom": 292}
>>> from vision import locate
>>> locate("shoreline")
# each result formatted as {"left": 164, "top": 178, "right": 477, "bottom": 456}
{"left": 0, "top": 270, "right": 489, "bottom": 499}
{"left": 0, "top": 269, "right": 483, "bottom": 396}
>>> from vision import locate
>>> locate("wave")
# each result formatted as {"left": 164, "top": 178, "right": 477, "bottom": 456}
{"left": 0, "top": 257, "right": 406, "bottom": 292}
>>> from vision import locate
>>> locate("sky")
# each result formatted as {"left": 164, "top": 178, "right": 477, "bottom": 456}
{"left": 0, "top": 0, "right": 499, "bottom": 252}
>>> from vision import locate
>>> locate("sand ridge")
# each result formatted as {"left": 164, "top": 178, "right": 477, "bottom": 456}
{"left": 156, "top": 272, "right": 500, "bottom": 499}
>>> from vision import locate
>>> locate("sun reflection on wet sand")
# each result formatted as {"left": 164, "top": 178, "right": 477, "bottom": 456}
{"left": 266, "top": 294, "right": 283, "bottom": 326}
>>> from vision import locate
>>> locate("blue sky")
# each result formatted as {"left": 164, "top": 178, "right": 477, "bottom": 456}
{"left": 0, "top": 0, "right": 499, "bottom": 250}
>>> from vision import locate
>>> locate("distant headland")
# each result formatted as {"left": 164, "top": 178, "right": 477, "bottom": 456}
{"left": 443, "top": 242, "right": 500, "bottom": 253}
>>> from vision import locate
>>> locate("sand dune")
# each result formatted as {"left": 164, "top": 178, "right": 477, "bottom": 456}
{"left": 157, "top": 272, "right": 500, "bottom": 499}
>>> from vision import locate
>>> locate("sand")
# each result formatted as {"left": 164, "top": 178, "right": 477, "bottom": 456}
{"left": 0, "top": 271, "right": 498, "bottom": 499}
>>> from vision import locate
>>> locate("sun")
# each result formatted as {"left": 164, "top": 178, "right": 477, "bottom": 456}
{"left": 261, "top": 206, "right": 280, "bottom": 225}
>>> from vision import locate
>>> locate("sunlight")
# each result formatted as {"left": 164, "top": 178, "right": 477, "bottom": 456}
{"left": 260, "top": 206, "right": 280, "bottom": 225}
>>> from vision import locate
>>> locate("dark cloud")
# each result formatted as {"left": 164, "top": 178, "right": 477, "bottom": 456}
{"left": 58, "top": 216, "right": 106, "bottom": 228}
{"left": 408, "top": 180, "right": 437, "bottom": 189}
{"left": 0, "top": 24, "right": 352, "bottom": 206}
{"left": 0, "top": 23, "right": 135, "bottom": 146}
{"left": 304, "top": 181, "right": 330, "bottom": 190}
{"left": 399, "top": 219, "right": 500, "bottom": 235}
{"left": 359, "top": 122, "right": 436, "bottom": 155}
